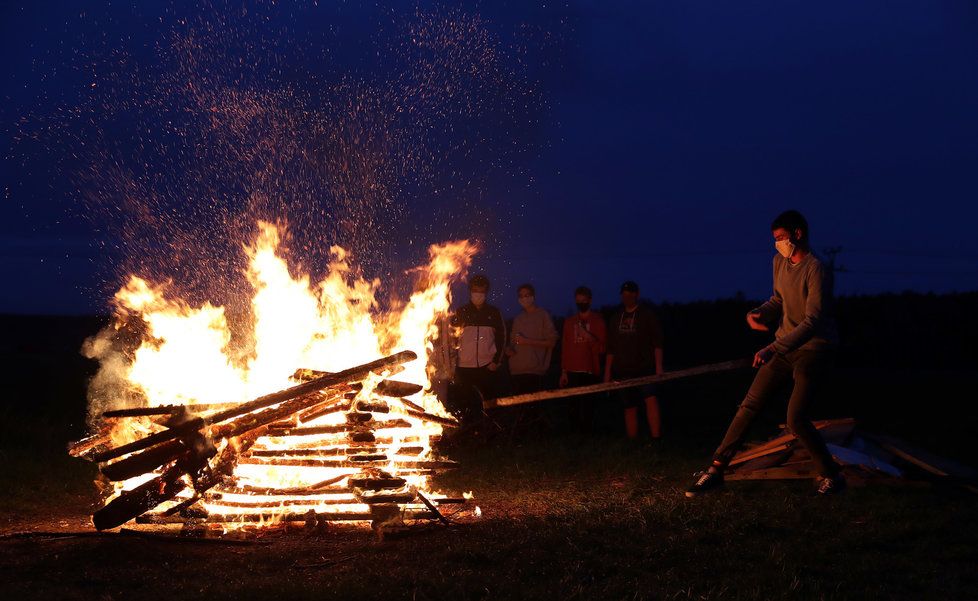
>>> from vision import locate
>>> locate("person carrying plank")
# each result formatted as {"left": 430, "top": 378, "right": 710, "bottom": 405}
{"left": 685, "top": 210, "right": 845, "bottom": 497}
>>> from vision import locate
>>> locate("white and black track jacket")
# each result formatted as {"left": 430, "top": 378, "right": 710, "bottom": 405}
{"left": 451, "top": 302, "right": 507, "bottom": 369}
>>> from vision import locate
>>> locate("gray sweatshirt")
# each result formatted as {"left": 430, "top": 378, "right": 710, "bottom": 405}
{"left": 509, "top": 308, "right": 558, "bottom": 375}
{"left": 753, "top": 252, "right": 839, "bottom": 354}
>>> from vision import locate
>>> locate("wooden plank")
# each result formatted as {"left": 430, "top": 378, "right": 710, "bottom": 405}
{"left": 237, "top": 457, "right": 457, "bottom": 469}
{"left": 92, "top": 351, "right": 417, "bottom": 463}
{"left": 103, "top": 403, "right": 237, "bottom": 418}
{"left": 862, "top": 433, "right": 978, "bottom": 481}
{"left": 732, "top": 447, "right": 797, "bottom": 472}
{"left": 136, "top": 510, "right": 439, "bottom": 524}
{"left": 483, "top": 360, "right": 751, "bottom": 409}
{"left": 729, "top": 419, "right": 856, "bottom": 466}
{"left": 266, "top": 419, "right": 413, "bottom": 436}
{"left": 726, "top": 466, "right": 818, "bottom": 481}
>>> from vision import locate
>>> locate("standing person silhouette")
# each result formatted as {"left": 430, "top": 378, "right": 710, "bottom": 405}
{"left": 604, "top": 281, "right": 665, "bottom": 440}
{"left": 451, "top": 275, "right": 506, "bottom": 424}
{"left": 559, "top": 286, "right": 607, "bottom": 434}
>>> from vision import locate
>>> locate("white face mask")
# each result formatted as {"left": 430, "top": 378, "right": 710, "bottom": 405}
{"left": 470, "top": 292, "right": 486, "bottom": 306}
{"left": 775, "top": 239, "right": 795, "bottom": 258}
{"left": 518, "top": 296, "right": 535, "bottom": 309}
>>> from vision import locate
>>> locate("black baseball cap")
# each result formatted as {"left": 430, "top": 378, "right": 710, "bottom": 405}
{"left": 620, "top": 281, "right": 639, "bottom": 293}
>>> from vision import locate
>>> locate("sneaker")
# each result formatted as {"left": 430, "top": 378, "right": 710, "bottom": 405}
{"left": 685, "top": 470, "right": 724, "bottom": 498}
{"left": 815, "top": 474, "right": 847, "bottom": 496}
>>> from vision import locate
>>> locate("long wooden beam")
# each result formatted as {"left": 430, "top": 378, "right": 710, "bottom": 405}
{"left": 92, "top": 350, "right": 417, "bottom": 463}
{"left": 483, "top": 359, "right": 751, "bottom": 409}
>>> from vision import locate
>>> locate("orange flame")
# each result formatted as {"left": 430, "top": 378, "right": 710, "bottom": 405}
{"left": 94, "top": 221, "right": 478, "bottom": 522}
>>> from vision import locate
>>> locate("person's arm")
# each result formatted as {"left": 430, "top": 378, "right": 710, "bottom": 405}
{"left": 593, "top": 316, "right": 607, "bottom": 355}
{"left": 748, "top": 258, "right": 784, "bottom": 330}
{"left": 769, "top": 261, "right": 830, "bottom": 355}
{"left": 515, "top": 337, "right": 553, "bottom": 348}
{"left": 649, "top": 312, "right": 665, "bottom": 375}
{"left": 604, "top": 314, "right": 616, "bottom": 382}
{"left": 491, "top": 308, "right": 507, "bottom": 366}
{"left": 514, "top": 314, "right": 558, "bottom": 349}
{"left": 559, "top": 320, "right": 572, "bottom": 386}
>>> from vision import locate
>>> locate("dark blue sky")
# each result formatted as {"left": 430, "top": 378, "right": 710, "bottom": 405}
{"left": 3, "top": 1, "right": 978, "bottom": 317}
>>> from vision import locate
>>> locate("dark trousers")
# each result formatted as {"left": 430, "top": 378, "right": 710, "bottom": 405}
{"left": 511, "top": 373, "right": 545, "bottom": 395}
{"left": 453, "top": 366, "right": 496, "bottom": 423}
{"left": 508, "top": 373, "right": 548, "bottom": 435}
{"left": 566, "top": 372, "right": 599, "bottom": 434}
{"left": 713, "top": 350, "right": 840, "bottom": 477}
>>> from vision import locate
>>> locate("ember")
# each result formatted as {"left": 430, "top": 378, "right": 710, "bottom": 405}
{"left": 71, "top": 223, "right": 480, "bottom": 535}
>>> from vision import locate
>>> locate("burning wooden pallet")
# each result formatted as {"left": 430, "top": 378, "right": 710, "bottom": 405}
{"left": 70, "top": 350, "right": 473, "bottom": 534}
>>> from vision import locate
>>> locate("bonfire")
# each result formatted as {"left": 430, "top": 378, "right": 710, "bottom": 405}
{"left": 69, "top": 222, "right": 479, "bottom": 536}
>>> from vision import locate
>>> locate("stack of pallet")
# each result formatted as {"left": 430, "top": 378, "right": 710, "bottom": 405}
{"left": 69, "top": 350, "right": 473, "bottom": 534}
{"left": 727, "top": 418, "right": 978, "bottom": 492}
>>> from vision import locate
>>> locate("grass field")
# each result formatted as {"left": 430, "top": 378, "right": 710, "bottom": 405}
{"left": 2, "top": 434, "right": 977, "bottom": 600}
{"left": 1, "top": 314, "right": 976, "bottom": 600}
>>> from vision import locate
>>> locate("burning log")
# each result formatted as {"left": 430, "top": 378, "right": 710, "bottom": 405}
{"left": 87, "top": 352, "right": 424, "bottom": 529}
{"left": 216, "top": 485, "right": 355, "bottom": 496}
{"left": 67, "top": 425, "right": 115, "bottom": 459}
{"left": 237, "top": 457, "right": 458, "bottom": 469}
{"left": 292, "top": 368, "right": 423, "bottom": 398}
{"left": 297, "top": 398, "right": 353, "bottom": 422}
{"left": 100, "top": 439, "right": 188, "bottom": 481}
{"left": 415, "top": 490, "right": 451, "bottom": 526}
{"left": 210, "top": 497, "right": 359, "bottom": 508}
{"left": 102, "top": 403, "right": 237, "bottom": 418}
{"left": 136, "top": 509, "right": 441, "bottom": 525}
{"left": 92, "top": 417, "right": 206, "bottom": 463}
{"left": 247, "top": 446, "right": 425, "bottom": 458}
{"left": 267, "top": 419, "right": 414, "bottom": 436}
{"left": 92, "top": 351, "right": 416, "bottom": 464}
{"left": 207, "top": 350, "right": 417, "bottom": 424}
{"left": 349, "top": 477, "right": 406, "bottom": 490}
{"left": 357, "top": 490, "right": 418, "bottom": 505}
{"left": 374, "top": 380, "right": 425, "bottom": 399}
{"left": 92, "top": 464, "right": 188, "bottom": 531}
{"left": 402, "top": 409, "right": 459, "bottom": 427}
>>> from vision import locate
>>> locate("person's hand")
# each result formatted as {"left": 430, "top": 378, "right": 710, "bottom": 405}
{"left": 487, "top": 362, "right": 499, "bottom": 372}
{"left": 747, "top": 311, "right": 769, "bottom": 331}
{"left": 753, "top": 346, "right": 775, "bottom": 368}
{"left": 559, "top": 372, "right": 569, "bottom": 388}
{"left": 514, "top": 334, "right": 529, "bottom": 345}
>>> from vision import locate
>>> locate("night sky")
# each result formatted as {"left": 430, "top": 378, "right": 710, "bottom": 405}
{"left": 3, "top": 1, "right": 977, "bottom": 317}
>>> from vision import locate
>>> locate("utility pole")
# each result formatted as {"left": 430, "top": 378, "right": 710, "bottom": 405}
{"left": 822, "top": 246, "right": 847, "bottom": 275}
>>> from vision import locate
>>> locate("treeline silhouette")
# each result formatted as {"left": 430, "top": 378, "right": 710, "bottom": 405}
{"left": 0, "top": 290, "right": 975, "bottom": 454}
{"left": 581, "top": 290, "right": 978, "bottom": 372}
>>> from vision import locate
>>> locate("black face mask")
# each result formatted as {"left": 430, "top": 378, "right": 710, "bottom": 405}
{"left": 576, "top": 302, "right": 591, "bottom": 313}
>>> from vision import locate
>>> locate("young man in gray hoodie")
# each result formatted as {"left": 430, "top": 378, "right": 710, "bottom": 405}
{"left": 507, "top": 283, "right": 558, "bottom": 394}
{"left": 686, "top": 210, "right": 845, "bottom": 497}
